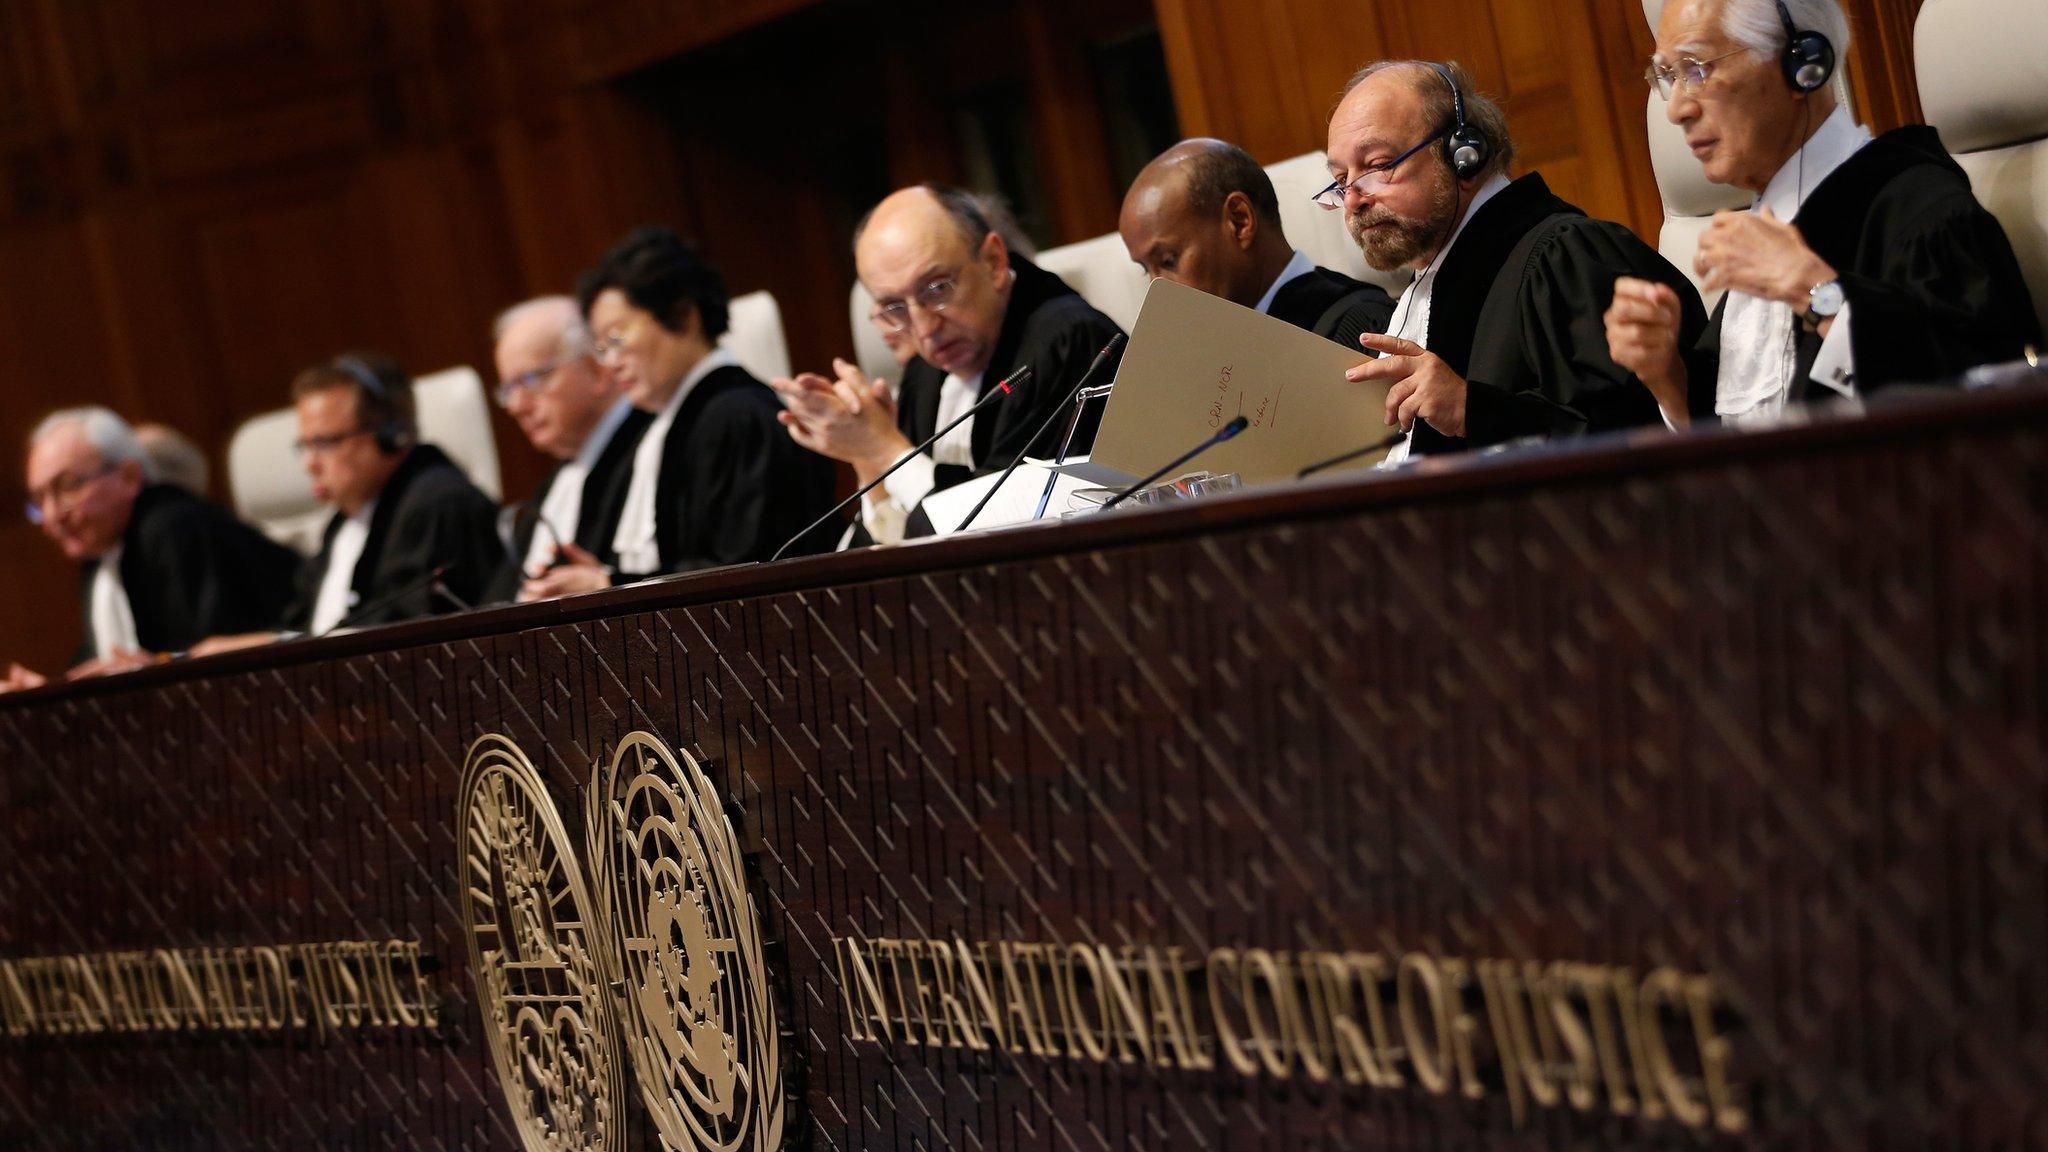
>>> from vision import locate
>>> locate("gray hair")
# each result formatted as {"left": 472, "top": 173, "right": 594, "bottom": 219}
{"left": 29, "top": 407, "right": 159, "bottom": 482}
{"left": 1341, "top": 60, "right": 1516, "bottom": 177}
{"left": 1721, "top": 0, "right": 1854, "bottom": 104}
{"left": 492, "top": 295, "right": 595, "bottom": 362}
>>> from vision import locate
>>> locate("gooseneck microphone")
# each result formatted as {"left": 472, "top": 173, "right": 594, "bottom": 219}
{"left": 953, "top": 335, "right": 1125, "bottom": 533}
{"left": 769, "top": 365, "right": 1033, "bottom": 562}
{"left": 1099, "top": 416, "right": 1249, "bottom": 511}
{"left": 1295, "top": 429, "right": 1410, "bottom": 478}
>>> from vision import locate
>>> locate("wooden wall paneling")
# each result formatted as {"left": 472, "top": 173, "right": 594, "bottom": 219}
{"left": 1022, "top": 2, "right": 1123, "bottom": 245}
{"left": 1843, "top": 0, "right": 1924, "bottom": 130}
{"left": 1154, "top": 0, "right": 1395, "bottom": 164}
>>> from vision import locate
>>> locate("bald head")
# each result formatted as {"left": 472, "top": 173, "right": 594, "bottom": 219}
{"left": 855, "top": 185, "right": 1015, "bottom": 378}
{"left": 1120, "top": 138, "right": 1295, "bottom": 308}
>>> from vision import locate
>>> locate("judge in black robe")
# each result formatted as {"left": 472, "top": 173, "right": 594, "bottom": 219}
{"left": 1267, "top": 265, "right": 1396, "bottom": 351}
{"left": 894, "top": 255, "right": 1125, "bottom": 491}
{"left": 484, "top": 404, "right": 651, "bottom": 603}
{"left": 282, "top": 443, "right": 503, "bottom": 630}
{"left": 1679, "top": 125, "right": 2038, "bottom": 420}
{"left": 624, "top": 353, "right": 839, "bottom": 573}
{"left": 1390, "top": 173, "right": 1706, "bottom": 457}
{"left": 72, "top": 484, "right": 300, "bottom": 663}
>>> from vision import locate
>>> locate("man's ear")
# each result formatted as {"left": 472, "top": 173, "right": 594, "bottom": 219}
{"left": 1223, "top": 191, "right": 1259, "bottom": 250}
{"left": 981, "top": 230, "right": 1012, "bottom": 287}
{"left": 113, "top": 458, "right": 146, "bottom": 495}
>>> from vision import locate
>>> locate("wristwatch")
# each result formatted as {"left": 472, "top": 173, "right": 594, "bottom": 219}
{"left": 1801, "top": 279, "right": 1845, "bottom": 330}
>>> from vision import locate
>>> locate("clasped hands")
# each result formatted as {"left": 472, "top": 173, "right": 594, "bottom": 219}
{"left": 770, "top": 358, "right": 912, "bottom": 484}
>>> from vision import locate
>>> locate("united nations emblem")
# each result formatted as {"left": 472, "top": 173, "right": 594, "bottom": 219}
{"left": 591, "top": 733, "right": 784, "bottom": 1152}
{"left": 459, "top": 735, "right": 627, "bottom": 1152}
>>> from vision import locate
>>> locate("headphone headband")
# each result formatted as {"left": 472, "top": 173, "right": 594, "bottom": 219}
{"left": 331, "top": 355, "right": 413, "bottom": 455}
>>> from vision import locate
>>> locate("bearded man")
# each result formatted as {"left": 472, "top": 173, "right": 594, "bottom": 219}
{"left": 1326, "top": 60, "right": 1707, "bottom": 459}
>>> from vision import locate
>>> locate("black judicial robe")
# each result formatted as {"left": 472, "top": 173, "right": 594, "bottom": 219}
{"left": 482, "top": 406, "right": 653, "bottom": 603}
{"left": 1408, "top": 172, "right": 1707, "bottom": 457}
{"left": 1687, "top": 125, "right": 2039, "bottom": 418}
{"left": 282, "top": 444, "right": 502, "bottom": 631}
{"left": 72, "top": 484, "right": 300, "bottom": 662}
{"left": 1266, "top": 266, "right": 1395, "bottom": 350}
{"left": 896, "top": 256, "right": 1127, "bottom": 491}
{"left": 636, "top": 363, "right": 838, "bottom": 571}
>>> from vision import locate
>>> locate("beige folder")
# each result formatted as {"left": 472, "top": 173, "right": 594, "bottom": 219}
{"left": 1085, "top": 277, "right": 1393, "bottom": 484}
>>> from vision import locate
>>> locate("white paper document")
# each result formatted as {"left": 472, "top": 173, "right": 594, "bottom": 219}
{"left": 918, "top": 464, "right": 1106, "bottom": 536}
{"left": 1088, "top": 278, "right": 1391, "bottom": 483}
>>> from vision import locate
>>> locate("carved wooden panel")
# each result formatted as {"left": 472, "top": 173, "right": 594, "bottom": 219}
{"left": 1, "top": 399, "right": 2044, "bottom": 1150}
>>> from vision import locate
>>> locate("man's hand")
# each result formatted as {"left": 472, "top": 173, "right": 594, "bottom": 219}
{"left": 771, "top": 358, "right": 913, "bottom": 482}
{"left": 1694, "top": 206, "right": 1835, "bottom": 310}
{"left": 1606, "top": 276, "right": 1691, "bottom": 427}
{"left": 67, "top": 648, "right": 159, "bottom": 679}
{"left": 520, "top": 541, "right": 613, "bottom": 601}
{"left": 1349, "top": 331, "right": 1468, "bottom": 438}
{"left": 0, "top": 663, "right": 47, "bottom": 693}
{"left": 189, "top": 632, "right": 282, "bottom": 657}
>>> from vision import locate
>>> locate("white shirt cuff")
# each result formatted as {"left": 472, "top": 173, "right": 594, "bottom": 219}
{"left": 881, "top": 452, "right": 939, "bottom": 515}
{"left": 1808, "top": 303, "right": 1856, "bottom": 397}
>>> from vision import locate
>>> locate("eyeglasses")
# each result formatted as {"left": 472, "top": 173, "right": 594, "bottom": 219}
{"left": 1644, "top": 50, "right": 1746, "bottom": 100}
{"left": 24, "top": 463, "right": 116, "bottom": 525}
{"left": 291, "top": 428, "right": 373, "bottom": 458}
{"left": 1313, "top": 131, "right": 1443, "bottom": 210}
{"left": 494, "top": 360, "right": 566, "bottom": 407}
{"left": 869, "top": 271, "right": 966, "bottom": 333}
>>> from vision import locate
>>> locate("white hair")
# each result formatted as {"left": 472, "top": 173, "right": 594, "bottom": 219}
{"left": 1721, "top": 0, "right": 1855, "bottom": 106}
{"left": 29, "top": 406, "right": 159, "bottom": 482}
{"left": 492, "top": 295, "right": 594, "bottom": 362}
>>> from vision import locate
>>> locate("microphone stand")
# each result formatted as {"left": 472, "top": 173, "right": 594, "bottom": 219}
{"left": 328, "top": 564, "right": 457, "bottom": 634}
{"left": 954, "top": 335, "right": 1125, "bottom": 533}
{"left": 1099, "top": 416, "right": 1249, "bottom": 511}
{"left": 769, "top": 365, "right": 1033, "bottom": 562}
{"left": 1295, "top": 429, "right": 1409, "bottom": 479}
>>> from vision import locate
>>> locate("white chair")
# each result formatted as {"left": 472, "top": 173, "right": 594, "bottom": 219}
{"left": 227, "top": 365, "right": 501, "bottom": 555}
{"left": 1033, "top": 232, "right": 1151, "bottom": 332}
{"left": 721, "top": 289, "right": 793, "bottom": 384}
{"left": 1264, "top": 152, "right": 1410, "bottom": 297}
{"left": 1915, "top": 0, "right": 2048, "bottom": 337}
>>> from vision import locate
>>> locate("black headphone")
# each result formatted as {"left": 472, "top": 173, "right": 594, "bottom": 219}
{"left": 333, "top": 355, "right": 415, "bottom": 455}
{"left": 1425, "top": 62, "right": 1490, "bottom": 180}
{"left": 1775, "top": 0, "right": 1835, "bottom": 92}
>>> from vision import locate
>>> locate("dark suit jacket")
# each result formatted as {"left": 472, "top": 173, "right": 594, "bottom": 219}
{"left": 74, "top": 485, "right": 301, "bottom": 662}
{"left": 283, "top": 444, "right": 502, "bottom": 631}
{"left": 1267, "top": 265, "right": 1395, "bottom": 350}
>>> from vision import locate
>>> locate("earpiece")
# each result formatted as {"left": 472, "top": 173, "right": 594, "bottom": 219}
{"left": 1426, "top": 62, "right": 1489, "bottom": 180}
{"left": 334, "top": 356, "right": 414, "bottom": 454}
{"left": 1775, "top": 0, "right": 1835, "bottom": 92}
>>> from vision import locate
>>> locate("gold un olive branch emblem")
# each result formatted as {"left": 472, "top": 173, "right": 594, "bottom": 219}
{"left": 459, "top": 732, "right": 785, "bottom": 1152}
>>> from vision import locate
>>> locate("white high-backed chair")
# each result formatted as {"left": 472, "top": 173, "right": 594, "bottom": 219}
{"left": 1915, "top": 0, "right": 2048, "bottom": 337}
{"left": 721, "top": 289, "right": 793, "bottom": 383}
{"left": 227, "top": 365, "right": 501, "bottom": 555}
{"left": 1264, "top": 152, "right": 1409, "bottom": 296}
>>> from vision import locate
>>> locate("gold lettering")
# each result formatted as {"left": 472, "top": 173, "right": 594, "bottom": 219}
{"left": 1239, "top": 950, "right": 1293, "bottom": 1080}
{"left": 1141, "top": 947, "right": 1202, "bottom": 1070}
{"left": 1207, "top": 949, "right": 1259, "bottom": 1076}
{"left": 1608, "top": 967, "right": 1668, "bottom": 1120}
{"left": 405, "top": 943, "right": 438, "bottom": 1029}
{"left": 923, "top": 939, "right": 979, "bottom": 1050}
{"left": 1397, "top": 953, "right": 1453, "bottom": 1095}
{"left": 0, "top": 959, "right": 34, "bottom": 1036}
{"left": 1572, "top": 964, "right": 1639, "bottom": 1115}
{"left": 1685, "top": 975, "right": 1747, "bottom": 1133}
{"left": 1094, "top": 946, "right": 1154, "bottom": 1065}
{"left": 952, "top": 940, "right": 1008, "bottom": 1052}
{"left": 1639, "top": 968, "right": 1708, "bottom": 1128}
{"left": 839, "top": 938, "right": 895, "bottom": 1044}
{"left": 1062, "top": 944, "right": 1112, "bottom": 1062}
{"left": 997, "top": 942, "right": 1053, "bottom": 1056}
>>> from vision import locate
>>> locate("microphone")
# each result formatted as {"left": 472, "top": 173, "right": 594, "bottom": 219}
{"left": 1294, "top": 429, "right": 1409, "bottom": 478}
{"left": 953, "top": 335, "right": 1125, "bottom": 533}
{"left": 769, "top": 364, "right": 1033, "bottom": 561}
{"left": 329, "top": 564, "right": 457, "bottom": 633}
{"left": 1099, "top": 416, "right": 1249, "bottom": 511}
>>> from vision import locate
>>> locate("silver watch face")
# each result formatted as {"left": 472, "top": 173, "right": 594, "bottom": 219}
{"left": 1809, "top": 279, "right": 1846, "bottom": 317}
